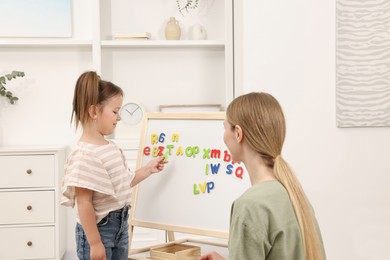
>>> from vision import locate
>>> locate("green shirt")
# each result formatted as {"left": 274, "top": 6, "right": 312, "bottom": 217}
{"left": 228, "top": 180, "right": 305, "bottom": 260}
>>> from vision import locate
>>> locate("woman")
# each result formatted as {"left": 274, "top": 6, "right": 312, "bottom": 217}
{"left": 201, "top": 92, "right": 325, "bottom": 260}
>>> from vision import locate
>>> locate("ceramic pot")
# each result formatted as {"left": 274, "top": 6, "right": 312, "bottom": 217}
{"left": 165, "top": 17, "right": 181, "bottom": 40}
{"left": 191, "top": 24, "right": 207, "bottom": 40}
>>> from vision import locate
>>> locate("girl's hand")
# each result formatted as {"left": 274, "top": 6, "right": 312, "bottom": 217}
{"left": 90, "top": 241, "right": 106, "bottom": 260}
{"left": 148, "top": 156, "right": 167, "bottom": 174}
{"left": 132, "top": 156, "right": 167, "bottom": 186}
{"left": 200, "top": 251, "right": 225, "bottom": 260}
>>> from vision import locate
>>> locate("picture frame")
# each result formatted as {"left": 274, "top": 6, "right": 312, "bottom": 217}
{"left": 159, "top": 104, "right": 222, "bottom": 112}
{"left": 0, "top": 0, "right": 72, "bottom": 38}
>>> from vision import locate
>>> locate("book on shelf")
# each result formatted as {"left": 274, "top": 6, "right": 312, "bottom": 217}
{"left": 113, "top": 32, "right": 151, "bottom": 40}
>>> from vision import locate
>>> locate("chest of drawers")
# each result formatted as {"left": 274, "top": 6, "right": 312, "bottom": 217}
{"left": 0, "top": 146, "right": 66, "bottom": 260}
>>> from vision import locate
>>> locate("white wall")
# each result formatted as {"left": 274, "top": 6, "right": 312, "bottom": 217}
{"left": 240, "top": 1, "right": 390, "bottom": 259}
{"left": 0, "top": 0, "right": 92, "bottom": 147}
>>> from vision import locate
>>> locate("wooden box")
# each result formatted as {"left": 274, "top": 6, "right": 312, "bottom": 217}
{"left": 150, "top": 243, "right": 201, "bottom": 260}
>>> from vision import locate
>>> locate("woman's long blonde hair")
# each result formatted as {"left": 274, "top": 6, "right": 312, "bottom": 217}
{"left": 226, "top": 92, "right": 324, "bottom": 260}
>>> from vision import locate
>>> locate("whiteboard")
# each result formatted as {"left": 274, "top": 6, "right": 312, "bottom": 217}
{"left": 130, "top": 112, "right": 251, "bottom": 239}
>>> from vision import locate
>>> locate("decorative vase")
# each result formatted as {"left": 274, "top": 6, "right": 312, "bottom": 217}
{"left": 165, "top": 17, "right": 181, "bottom": 40}
{"left": 191, "top": 24, "right": 207, "bottom": 40}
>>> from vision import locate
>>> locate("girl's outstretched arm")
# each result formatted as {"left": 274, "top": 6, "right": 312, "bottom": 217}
{"left": 132, "top": 156, "right": 166, "bottom": 186}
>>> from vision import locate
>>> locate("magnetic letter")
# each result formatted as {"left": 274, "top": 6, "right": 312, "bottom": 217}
{"left": 199, "top": 182, "right": 207, "bottom": 193}
{"left": 166, "top": 144, "right": 174, "bottom": 155}
{"left": 192, "top": 146, "right": 199, "bottom": 158}
{"left": 185, "top": 146, "right": 194, "bottom": 157}
{"left": 164, "top": 151, "right": 169, "bottom": 161}
{"left": 158, "top": 146, "right": 164, "bottom": 156}
{"left": 193, "top": 184, "right": 200, "bottom": 195}
{"left": 176, "top": 146, "right": 183, "bottom": 156}
{"left": 151, "top": 134, "right": 158, "bottom": 145}
{"left": 172, "top": 134, "right": 179, "bottom": 142}
{"left": 152, "top": 146, "right": 159, "bottom": 157}
{"left": 143, "top": 146, "right": 151, "bottom": 156}
{"left": 226, "top": 164, "right": 233, "bottom": 175}
{"left": 203, "top": 148, "right": 211, "bottom": 159}
{"left": 223, "top": 150, "right": 231, "bottom": 162}
{"left": 159, "top": 133, "right": 166, "bottom": 143}
{"left": 235, "top": 166, "right": 244, "bottom": 179}
{"left": 207, "top": 181, "right": 215, "bottom": 193}
{"left": 210, "top": 163, "right": 221, "bottom": 174}
{"left": 210, "top": 149, "right": 221, "bottom": 159}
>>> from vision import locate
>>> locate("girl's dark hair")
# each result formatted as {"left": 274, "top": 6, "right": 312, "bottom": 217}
{"left": 71, "top": 71, "right": 123, "bottom": 128}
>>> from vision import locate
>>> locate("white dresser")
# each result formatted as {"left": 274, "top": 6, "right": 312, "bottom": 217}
{"left": 0, "top": 146, "right": 66, "bottom": 260}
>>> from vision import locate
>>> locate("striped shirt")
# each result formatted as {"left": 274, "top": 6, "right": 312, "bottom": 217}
{"left": 61, "top": 140, "right": 135, "bottom": 223}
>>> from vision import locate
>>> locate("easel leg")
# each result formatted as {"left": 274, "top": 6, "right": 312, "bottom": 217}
{"left": 129, "top": 224, "right": 135, "bottom": 248}
{"left": 167, "top": 231, "right": 175, "bottom": 241}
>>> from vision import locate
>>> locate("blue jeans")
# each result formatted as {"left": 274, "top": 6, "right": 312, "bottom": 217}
{"left": 76, "top": 206, "right": 130, "bottom": 260}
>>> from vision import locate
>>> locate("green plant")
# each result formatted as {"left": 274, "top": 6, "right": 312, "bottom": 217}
{"left": 0, "top": 71, "right": 24, "bottom": 104}
{"left": 176, "top": 0, "right": 199, "bottom": 16}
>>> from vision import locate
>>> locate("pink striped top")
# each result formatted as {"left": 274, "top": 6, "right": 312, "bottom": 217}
{"left": 61, "top": 140, "right": 135, "bottom": 223}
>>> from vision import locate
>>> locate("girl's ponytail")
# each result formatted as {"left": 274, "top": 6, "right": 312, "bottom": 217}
{"left": 71, "top": 71, "right": 100, "bottom": 129}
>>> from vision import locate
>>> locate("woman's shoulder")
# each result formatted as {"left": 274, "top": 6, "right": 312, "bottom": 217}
{"left": 232, "top": 180, "right": 299, "bottom": 230}
{"left": 234, "top": 181, "right": 291, "bottom": 212}
{"left": 242, "top": 180, "right": 286, "bottom": 199}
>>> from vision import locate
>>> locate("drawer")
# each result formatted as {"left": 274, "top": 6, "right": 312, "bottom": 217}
{"left": 0, "top": 191, "right": 54, "bottom": 225}
{"left": 0, "top": 155, "right": 54, "bottom": 188}
{"left": 0, "top": 226, "right": 55, "bottom": 259}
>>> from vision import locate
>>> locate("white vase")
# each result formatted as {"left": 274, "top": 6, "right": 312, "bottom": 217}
{"left": 191, "top": 24, "right": 207, "bottom": 40}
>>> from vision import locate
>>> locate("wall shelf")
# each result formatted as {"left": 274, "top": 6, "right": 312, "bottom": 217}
{"left": 101, "top": 40, "right": 225, "bottom": 48}
{"left": 0, "top": 39, "right": 92, "bottom": 47}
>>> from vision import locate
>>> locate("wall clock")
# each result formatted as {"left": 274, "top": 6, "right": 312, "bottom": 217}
{"left": 114, "top": 101, "right": 145, "bottom": 139}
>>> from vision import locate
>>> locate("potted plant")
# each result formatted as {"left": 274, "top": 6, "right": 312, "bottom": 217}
{"left": 176, "top": 0, "right": 199, "bottom": 16}
{"left": 0, "top": 71, "right": 24, "bottom": 104}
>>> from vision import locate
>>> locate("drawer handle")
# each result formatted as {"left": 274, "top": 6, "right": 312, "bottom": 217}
{"left": 26, "top": 169, "right": 32, "bottom": 174}
{"left": 27, "top": 205, "right": 32, "bottom": 211}
{"left": 27, "top": 241, "right": 33, "bottom": 247}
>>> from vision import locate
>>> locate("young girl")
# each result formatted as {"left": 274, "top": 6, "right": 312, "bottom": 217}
{"left": 201, "top": 92, "right": 326, "bottom": 260}
{"left": 61, "top": 71, "right": 166, "bottom": 260}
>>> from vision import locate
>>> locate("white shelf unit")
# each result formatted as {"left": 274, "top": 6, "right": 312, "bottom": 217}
{"left": 0, "top": 0, "right": 234, "bottom": 112}
{"left": 94, "top": 0, "right": 234, "bottom": 114}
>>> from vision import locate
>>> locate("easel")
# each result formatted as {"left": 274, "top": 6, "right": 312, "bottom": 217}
{"left": 128, "top": 160, "right": 229, "bottom": 258}
{"left": 127, "top": 112, "right": 232, "bottom": 259}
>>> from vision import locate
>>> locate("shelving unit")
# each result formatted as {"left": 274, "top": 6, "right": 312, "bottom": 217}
{"left": 0, "top": 0, "right": 236, "bottom": 255}
{"left": 95, "top": 0, "right": 234, "bottom": 113}
{"left": 0, "top": 0, "right": 234, "bottom": 112}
